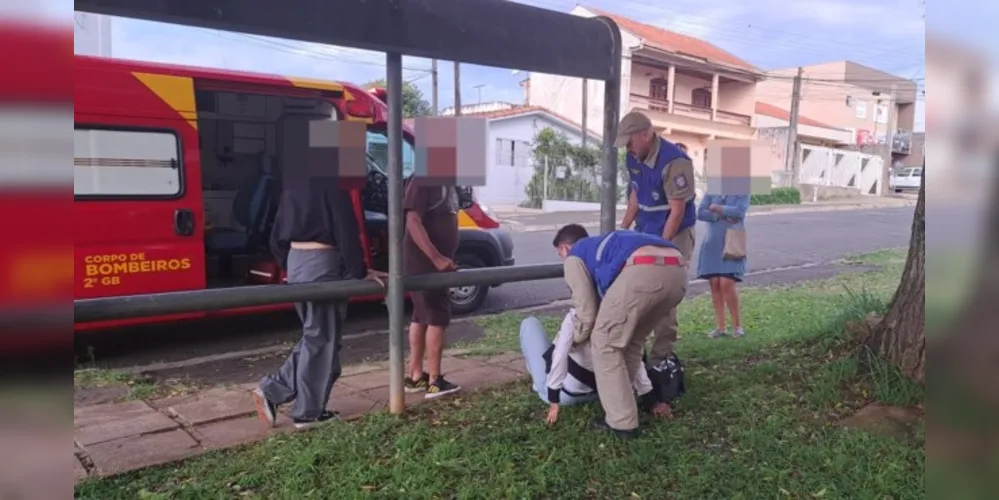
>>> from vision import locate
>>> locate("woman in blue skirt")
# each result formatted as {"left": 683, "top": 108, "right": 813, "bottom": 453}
{"left": 696, "top": 194, "right": 750, "bottom": 338}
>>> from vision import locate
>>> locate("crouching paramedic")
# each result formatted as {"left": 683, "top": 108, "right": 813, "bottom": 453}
{"left": 553, "top": 223, "right": 689, "bottom": 439}
{"left": 616, "top": 110, "right": 697, "bottom": 369}
{"left": 518, "top": 310, "right": 674, "bottom": 426}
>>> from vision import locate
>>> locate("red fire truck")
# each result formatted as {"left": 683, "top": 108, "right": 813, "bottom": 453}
{"left": 74, "top": 55, "right": 513, "bottom": 332}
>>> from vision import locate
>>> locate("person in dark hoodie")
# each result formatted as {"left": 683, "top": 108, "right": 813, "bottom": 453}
{"left": 253, "top": 172, "right": 386, "bottom": 430}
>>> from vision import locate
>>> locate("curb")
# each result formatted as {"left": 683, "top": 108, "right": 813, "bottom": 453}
{"left": 502, "top": 201, "right": 915, "bottom": 233}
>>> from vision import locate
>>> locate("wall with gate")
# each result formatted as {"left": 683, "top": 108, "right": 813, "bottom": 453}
{"left": 797, "top": 145, "right": 884, "bottom": 196}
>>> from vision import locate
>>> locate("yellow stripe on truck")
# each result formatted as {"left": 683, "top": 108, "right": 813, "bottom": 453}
{"left": 457, "top": 210, "right": 479, "bottom": 229}
{"left": 286, "top": 77, "right": 346, "bottom": 93}
{"left": 132, "top": 72, "right": 199, "bottom": 130}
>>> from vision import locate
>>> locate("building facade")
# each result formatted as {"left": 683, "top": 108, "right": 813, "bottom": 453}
{"left": 755, "top": 61, "right": 920, "bottom": 165}
{"left": 527, "top": 5, "right": 764, "bottom": 177}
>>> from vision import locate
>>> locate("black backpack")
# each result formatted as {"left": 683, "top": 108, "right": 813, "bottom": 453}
{"left": 646, "top": 353, "right": 686, "bottom": 405}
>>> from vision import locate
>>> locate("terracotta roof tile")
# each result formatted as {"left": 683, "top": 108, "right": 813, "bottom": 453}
{"left": 584, "top": 6, "right": 757, "bottom": 72}
{"left": 754, "top": 101, "right": 838, "bottom": 129}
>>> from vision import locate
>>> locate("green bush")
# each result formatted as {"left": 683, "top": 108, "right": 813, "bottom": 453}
{"left": 750, "top": 187, "right": 801, "bottom": 205}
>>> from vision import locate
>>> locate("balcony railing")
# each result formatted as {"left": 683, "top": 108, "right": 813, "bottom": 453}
{"left": 715, "top": 109, "right": 752, "bottom": 127}
{"left": 630, "top": 93, "right": 670, "bottom": 112}
{"left": 892, "top": 129, "right": 913, "bottom": 155}
{"left": 672, "top": 101, "right": 712, "bottom": 120}
{"left": 629, "top": 93, "right": 752, "bottom": 127}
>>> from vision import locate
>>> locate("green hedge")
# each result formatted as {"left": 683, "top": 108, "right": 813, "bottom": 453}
{"left": 750, "top": 187, "right": 801, "bottom": 205}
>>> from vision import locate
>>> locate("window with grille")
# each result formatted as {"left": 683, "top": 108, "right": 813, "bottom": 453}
{"left": 691, "top": 88, "right": 711, "bottom": 108}
{"left": 649, "top": 77, "right": 669, "bottom": 101}
{"left": 495, "top": 138, "right": 531, "bottom": 167}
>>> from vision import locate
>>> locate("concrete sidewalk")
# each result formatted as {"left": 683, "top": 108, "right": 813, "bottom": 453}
{"left": 74, "top": 351, "right": 529, "bottom": 481}
{"left": 496, "top": 196, "right": 916, "bottom": 233}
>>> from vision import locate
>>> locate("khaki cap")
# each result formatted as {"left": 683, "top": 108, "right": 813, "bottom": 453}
{"left": 614, "top": 111, "right": 652, "bottom": 147}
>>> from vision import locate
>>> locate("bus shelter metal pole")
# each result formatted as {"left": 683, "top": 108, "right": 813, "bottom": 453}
{"left": 385, "top": 52, "right": 406, "bottom": 415}
{"left": 599, "top": 26, "right": 623, "bottom": 234}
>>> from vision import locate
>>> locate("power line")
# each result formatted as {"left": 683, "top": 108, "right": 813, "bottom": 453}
{"left": 213, "top": 31, "right": 433, "bottom": 73}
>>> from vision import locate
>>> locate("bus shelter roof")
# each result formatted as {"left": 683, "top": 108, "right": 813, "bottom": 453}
{"left": 75, "top": 0, "right": 622, "bottom": 80}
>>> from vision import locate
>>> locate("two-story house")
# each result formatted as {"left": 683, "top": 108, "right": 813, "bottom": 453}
{"left": 527, "top": 5, "right": 765, "bottom": 177}
{"left": 755, "top": 61, "right": 920, "bottom": 166}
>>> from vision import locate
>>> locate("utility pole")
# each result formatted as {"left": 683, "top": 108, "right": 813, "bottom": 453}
{"left": 431, "top": 59, "right": 439, "bottom": 115}
{"left": 879, "top": 83, "right": 898, "bottom": 196}
{"left": 473, "top": 84, "right": 485, "bottom": 105}
{"left": 785, "top": 67, "right": 804, "bottom": 185}
{"left": 543, "top": 156, "right": 549, "bottom": 208}
{"left": 581, "top": 78, "right": 588, "bottom": 148}
{"left": 453, "top": 62, "right": 462, "bottom": 116}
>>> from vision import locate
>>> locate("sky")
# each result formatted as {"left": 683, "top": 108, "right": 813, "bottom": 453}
{"left": 67, "top": 0, "right": 927, "bottom": 131}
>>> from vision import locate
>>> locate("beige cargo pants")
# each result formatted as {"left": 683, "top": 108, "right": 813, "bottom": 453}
{"left": 648, "top": 226, "right": 695, "bottom": 368}
{"left": 590, "top": 255, "right": 689, "bottom": 431}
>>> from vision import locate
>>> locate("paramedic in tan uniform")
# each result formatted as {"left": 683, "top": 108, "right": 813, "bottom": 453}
{"left": 554, "top": 224, "right": 688, "bottom": 438}
{"left": 617, "top": 111, "right": 697, "bottom": 368}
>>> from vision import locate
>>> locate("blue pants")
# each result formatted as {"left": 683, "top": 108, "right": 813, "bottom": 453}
{"left": 519, "top": 317, "right": 598, "bottom": 406}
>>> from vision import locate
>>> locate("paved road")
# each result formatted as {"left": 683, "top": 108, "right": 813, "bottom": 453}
{"left": 76, "top": 206, "right": 914, "bottom": 369}
{"left": 479, "top": 205, "right": 914, "bottom": 312}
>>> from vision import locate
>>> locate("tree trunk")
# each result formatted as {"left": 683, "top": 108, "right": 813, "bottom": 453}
{"left": 867, "top": 165, "right": 925, "bottom": 383}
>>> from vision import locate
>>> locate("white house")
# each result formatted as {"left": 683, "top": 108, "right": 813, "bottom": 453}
{"left": 454, "top": 106, "right": 599, "bottom": 207}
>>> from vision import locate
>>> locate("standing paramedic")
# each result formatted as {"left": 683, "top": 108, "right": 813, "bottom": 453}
{"left": 403, "top": 178, "right": 462, "bottom": 398}
{"left": 254, "top": 175, "right": 386, "bottom": 429}
{"left": 616, "top": 111, "right": 697, "bottom": 368}
{"left": 553, "top": 224, "right": 688, "bottom": 438}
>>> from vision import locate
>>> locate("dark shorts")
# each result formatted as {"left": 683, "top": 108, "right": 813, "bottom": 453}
{"left": 699, "top": 273, "right": 742, "bottom": 283}
{"left": 411, "top": 288, "right": 452, "bottom": 327}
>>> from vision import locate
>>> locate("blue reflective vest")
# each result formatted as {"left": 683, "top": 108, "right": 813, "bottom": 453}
{"left": 627, "top": 137, "right": 697, "bottom": 235}
{"left": 568, "top": 230, "right": 677, "bottom": 297}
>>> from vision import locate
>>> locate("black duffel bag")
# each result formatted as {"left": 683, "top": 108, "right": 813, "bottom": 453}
{"left": 646, "top": 352, "right": 686, "bottom": 405}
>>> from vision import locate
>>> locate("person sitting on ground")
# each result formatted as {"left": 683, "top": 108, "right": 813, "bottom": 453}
{"left": 519, "top": 310, "right": 674, "bottom": 426}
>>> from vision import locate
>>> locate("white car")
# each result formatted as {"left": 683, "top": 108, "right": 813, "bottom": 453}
{"left": 890, "top": 167, "right": 923, "bottom": 193}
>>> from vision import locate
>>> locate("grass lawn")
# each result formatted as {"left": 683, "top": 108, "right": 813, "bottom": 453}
{"left": 76, "top": 249, "right": 924, "bottom": 499}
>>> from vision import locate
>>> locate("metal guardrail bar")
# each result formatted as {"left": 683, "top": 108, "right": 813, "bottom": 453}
{"left": 73, "top": 264, "right": 564, "bottom": 324}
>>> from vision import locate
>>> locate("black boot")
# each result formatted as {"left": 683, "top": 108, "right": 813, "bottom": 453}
{"left": 591, "top": 418, "right": 640, "bottom": 439}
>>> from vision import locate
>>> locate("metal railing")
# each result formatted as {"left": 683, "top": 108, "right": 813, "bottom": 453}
{"left": 74, "top": 264, "right": 564, "bottom": 323}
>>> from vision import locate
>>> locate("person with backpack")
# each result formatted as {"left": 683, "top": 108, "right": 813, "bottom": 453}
{"left": 553, "top": 223, "right": 689, "bottom": 438}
